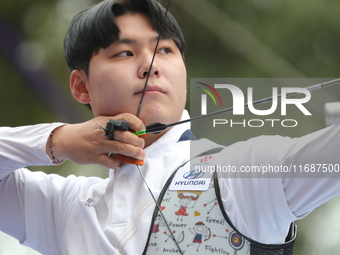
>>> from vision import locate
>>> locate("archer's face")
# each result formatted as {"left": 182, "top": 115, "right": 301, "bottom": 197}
{"left": 194, "top": 224, "right": 207, "bottom": 234}
{"left": 85, "top": 13, "right": 187, "bottom": 127}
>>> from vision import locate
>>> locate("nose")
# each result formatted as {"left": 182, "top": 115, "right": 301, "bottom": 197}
{"left": 138, "top": 53, "right": 160, "bottom": 79}
{"left": 141, "top": 69, "right": 159, "bottom": 78}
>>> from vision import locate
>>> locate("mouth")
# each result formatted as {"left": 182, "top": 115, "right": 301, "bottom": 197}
{"left": 134, "top": 85, "right": 166, "bottom": 95}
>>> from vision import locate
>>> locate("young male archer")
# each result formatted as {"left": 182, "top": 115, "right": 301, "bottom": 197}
{"left": 0, "top": 1, "right": 340, "bottom": 254}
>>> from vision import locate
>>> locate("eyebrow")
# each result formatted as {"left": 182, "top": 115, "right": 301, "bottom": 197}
{"left": 115, "top": 36, "right": 162, "bottom": 45}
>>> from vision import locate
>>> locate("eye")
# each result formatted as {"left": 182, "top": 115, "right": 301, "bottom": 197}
{"left": 158, "top": 47, "right": 172, "bottom": 54}
{"left": 114, "top": 51, "right": 134, "bottom": 57}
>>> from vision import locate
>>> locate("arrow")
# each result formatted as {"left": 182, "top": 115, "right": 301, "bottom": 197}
{"left": 136, "top": 78, "right": 340, "bottom": 135}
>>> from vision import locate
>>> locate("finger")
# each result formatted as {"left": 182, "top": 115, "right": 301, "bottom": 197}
{"left": 113, "top": 113, "right": 146, "bottom": 133}
{"left": 103, "top": 141, "right": 146, "bottom": 160}
{"left": 113, "top": 130, "right": 145, "bottom": 148}
{"left": 96, "top": 154, "right": 121, "bottom": 169}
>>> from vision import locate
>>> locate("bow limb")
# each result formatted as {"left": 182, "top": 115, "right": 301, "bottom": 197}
{"left": 204, "top": 228, "right": 212, "bottom": 242}
{"left": 177, "top": 231, "right": 185, "bottom": 243}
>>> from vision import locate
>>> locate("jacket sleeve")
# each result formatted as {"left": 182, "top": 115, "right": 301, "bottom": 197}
{"left": 217, "top": 124, "right": 340, "bottom": 244}
{"left": 0, "top": 123, "right": 65, "bottom": 180}
{"left": 0, "top": 123, "right": 66, "bottom": 252}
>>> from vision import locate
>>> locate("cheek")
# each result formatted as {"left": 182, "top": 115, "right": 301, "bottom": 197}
{"left": 87, "top": 74, "right": 131, "bottom": 115}
{"left": 177, "top": 61, "right": 187, "bottom": 86}
{"left": 88, "top": 65, "right": 130, "bottom": 99}
{"left": 173, "top": 62, "right": 187, "bottom": 102}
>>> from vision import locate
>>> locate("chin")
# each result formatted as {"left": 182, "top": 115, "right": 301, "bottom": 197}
{"left": 140, "top": 114, "right": 167, "bottom": 128}
{"left": 138, "top": 101, "right": 183, "bottom": 127}
{"left": 143, "top": 117, "right": 163, "bottom": 127}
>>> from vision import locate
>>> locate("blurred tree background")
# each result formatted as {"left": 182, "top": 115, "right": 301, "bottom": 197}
{"left": 1, "top": 0, "right": 340, "bottom": 254}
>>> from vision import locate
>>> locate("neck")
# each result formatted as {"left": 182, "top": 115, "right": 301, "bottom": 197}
{"left": 143, "top": 129, "right": 168, "bottom": 148}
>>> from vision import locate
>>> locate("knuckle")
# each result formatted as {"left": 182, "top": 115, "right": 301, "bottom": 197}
{"left": 124, "top": 113, "right": 133, "bottom": 122}
{"left": 91, "top": 139, "right": 101, "bottom": 149}
{"left": 95, "top": 128, "right": 105, "bottom": 138}
{"left": 118, "top": 130, "right": 129, "bottom": 141}
{"left": 112, "top": 142, "right": 124, "bottom": 153}
{"left": 119, "top": 113, "right": 133, "bottom": 123}
{"left": 122, "top": 113, "right": 144, "bottom": 129}
{"left": 138, "top": 137, "right": 145, "bottom": 148}
{"left": 133, "top": 148, "right": 145, "bottom": 159}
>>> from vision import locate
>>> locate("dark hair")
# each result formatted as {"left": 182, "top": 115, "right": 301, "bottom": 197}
{"left": 64, "top": 0, "right": 185, "bottom": 75}
{"left": 178, "top": 193, "right": 199, "bottom": 201}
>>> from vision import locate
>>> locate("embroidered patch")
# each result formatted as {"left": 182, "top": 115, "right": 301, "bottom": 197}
{"left": 169, "top": 166, "right": 212, "bottom": 191}
{"left": 85, "top": 198, "right": 95, "bottom": 207}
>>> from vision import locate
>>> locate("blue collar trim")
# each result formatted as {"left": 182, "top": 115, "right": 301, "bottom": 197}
{"left": 178, "top": 130, "right": 196, "bottom": 142}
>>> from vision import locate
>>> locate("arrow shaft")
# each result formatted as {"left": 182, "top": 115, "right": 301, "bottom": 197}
{"left": 145, "top": 78, "right": 340, "bottom": 133}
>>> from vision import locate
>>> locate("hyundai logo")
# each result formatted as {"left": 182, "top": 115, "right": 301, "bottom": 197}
{"left": 183, "top": 170, "right": 204, "bottom": 179}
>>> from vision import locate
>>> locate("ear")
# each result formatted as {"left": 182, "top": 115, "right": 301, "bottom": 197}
{"left": 70, "top": 70, "right": 90, "bottom": 104}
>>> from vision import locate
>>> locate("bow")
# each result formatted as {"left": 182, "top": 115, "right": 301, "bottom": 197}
{"left": 204, "top": 228, "right": 212, "bottom": 242}
{"left": 108, "top": 1, "right": 340, "bottom": 254}
{"left": 141, "top": 77, "right": 340, "bottom": 135}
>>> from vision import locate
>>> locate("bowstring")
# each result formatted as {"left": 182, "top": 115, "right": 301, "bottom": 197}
{"left": 136, "top": 0, "right": 172, "bottom": 118}
{"left": 137, "top": 165, "right": 183, "bottom": 254}
{"left": 134, "top": 1, "right": 184, "bottom": 254}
